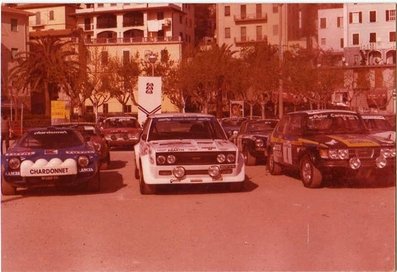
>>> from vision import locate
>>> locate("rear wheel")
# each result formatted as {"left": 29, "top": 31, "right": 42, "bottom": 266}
{"left": 1, "top": 179, "right": 16, "bottom": 195}
{"left": 87, "top": 172, "right": 101, "bottom": 192}
{"left": 267, "top": 152, "right": 282, "bottom": 175}
{"left": 244, "top": 148, "right": 256, "bottom": 166}
{"left": 139, "top": 163, "right": 156, "bottom": 195}
{"left": 300, "top": 155, "right": 322, "bottom": 188}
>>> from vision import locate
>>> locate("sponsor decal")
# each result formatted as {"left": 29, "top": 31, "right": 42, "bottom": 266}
{"left": 65, "top": 150, "right": 95, "bottom": 155}
{"left": 5, "top": 171, "right": 20, "bottom": 176}
{"left": 80, "top": 167, "right": 94, "bottom": 172}
{"left": 34, "top": 130, "right": 68, "bottom": 135}
{"left": 329, "top": 135, "right": 380, "bottom": 147}
{"left": 5, "top": 151, "right": 36, "bottom": 157}
{"left": 29, "top": 168, "right": 69, "bottom": 175}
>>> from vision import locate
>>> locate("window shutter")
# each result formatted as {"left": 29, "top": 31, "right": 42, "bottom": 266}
{"left": 349, "top": 13, "right": 352, "bottom": 23}
{"left": 386, "top": 10, "right": 389, "bottom": 21}
{"left": 359, "top": 12, "right": 362, "bottom": 23}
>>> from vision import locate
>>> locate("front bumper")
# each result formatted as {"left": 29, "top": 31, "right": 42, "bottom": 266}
{"left": 317, "top": 157, "right": 395, "bottom": 174}
{"left": 107, "top": 139, "right": 139, "bottom": 147}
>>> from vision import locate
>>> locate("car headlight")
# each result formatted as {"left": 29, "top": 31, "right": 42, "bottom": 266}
{"left": 156, "top": 155, "right": 166, "bottom": 165}
{"left": 173, "top": 166, "right": 185, "bottom": 179}
{"left": 375, "top": 156, "right": 387, "bottom": 168}
{"left": 349, "top": 157, "right": 361, "bottom": 170}
{"left": 167, "top": 155, "right": 176, "bottom": 164}
{"left": 255, "top": 139, "right": 264, "bottom": 147}
{"left": 8, "top": 157, "right": 21, "bottom": 170}
{"left": 337, "top": 149, "right": 349, "bottom": 159}
{"left": 381, "top": 148, "right": 396, "bottom": 158}
{"left": 326, "top": 149, "right": 349, "bottom": 160}
{"left": 226, "top": 153, "right": 235, "bottom": 163}
{"left": 329, "top": 149, "right": 339, "bottom": 159}
{"left": 77, "top": 155, "right": 90, "bottom": 167}
{"left": 217, "top": 154, "right": 226, "bottom": 163}
{"left": 208, "top": 165, "right": 221, "bottom": 178}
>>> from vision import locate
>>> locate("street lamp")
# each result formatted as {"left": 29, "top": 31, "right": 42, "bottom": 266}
{"left": 148, "top": 52, "right": 158, "bottom": 76}
{"left": 278, "top": 3, "right": 285, "bottom": 119}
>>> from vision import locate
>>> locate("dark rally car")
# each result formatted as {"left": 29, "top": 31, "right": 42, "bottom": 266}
{"left": 267, "top": 110, "right": 395, "bottom": 188}
{"left": 2, "top": 127, "right": 101, "bottom": 195}
{"left": 236, "top": 119, "right": 278, "bottom": 165}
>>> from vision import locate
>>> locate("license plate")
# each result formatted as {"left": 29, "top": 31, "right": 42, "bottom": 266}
{"left": 41, "top": 176, "right": 59, "bottom": 181}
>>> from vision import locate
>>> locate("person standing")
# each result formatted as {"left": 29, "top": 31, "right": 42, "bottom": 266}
{"left": 1, "top": 113, "right": 11, "bottom": 154}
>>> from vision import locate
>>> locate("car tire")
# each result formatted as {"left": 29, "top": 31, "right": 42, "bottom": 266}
{"left": 229, "top": 182, "right": 244, "bottom": 192}
{"left": 2, "top": 179, "right": 16, "bottom": 195}
{"left": 300, "top": 155, "right": 322, "bottom": 188}
{"left": 135, "top": 166, "right": 140, "bottom": 179}
{"left": 267, "top": 152, "right": 282, "bottom": 175}
{"left": 101, "top": 155, "right": 110, "bottom": 170}
{"left": 87, "top": 172, "right": 101, "bottom": 192}
{"left": 244, "top": 148, "right": 256, "bottom": 166}
{"left": 139, "top": 163, "right": 156, "bottom": 195}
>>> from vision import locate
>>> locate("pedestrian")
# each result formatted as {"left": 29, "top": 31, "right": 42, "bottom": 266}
{"left": 1, "top": 113, "right": 11, "bottom": 154}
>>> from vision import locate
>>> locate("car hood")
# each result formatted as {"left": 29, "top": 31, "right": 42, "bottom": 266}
{"left": 241, "top": 131, "right": 271, "bottom": 139}
{"left": 148, "top": 139, "right": 237, "bottom": 152}
{"left": 300, "top": 133, "right": 395, "bottom": 148}
{"left": 102, "top": 128, "right": 141, "bottom": 134}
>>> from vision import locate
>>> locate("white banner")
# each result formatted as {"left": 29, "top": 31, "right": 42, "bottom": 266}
{"left": 138, "top": 76, "right": 162, "bottom": 125}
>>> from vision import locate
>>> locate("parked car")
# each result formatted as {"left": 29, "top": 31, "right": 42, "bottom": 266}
{"left": 100, "top": 116, "right": 142, "bottom": 149}
{"left": 1, "top": 127, "right": 101, "bottom": 195}
{"left": 267, "top": 110, "right": 395, "bottom": 188}
{"left": 134, "top": 113, "right": 245, "bottom": 194}
{"left": 360, "top": 114, "right": 395, "bottom": 142}
{"left": 220, "top": 117, "right": 247, "bottom": 140}
{"left": 54, "top": 122, "right": 111, "bottom": 169}
{"left": 236, "top": 119, "right": 278, "bottom": 165}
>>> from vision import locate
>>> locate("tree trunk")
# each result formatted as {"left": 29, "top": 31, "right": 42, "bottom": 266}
{"left": 44, "top": 83, "right": 51, "bottom": 117}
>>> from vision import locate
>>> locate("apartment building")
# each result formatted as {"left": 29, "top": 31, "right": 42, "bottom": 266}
{"left": 1, "top": 5, "right": 32, "bottom": 114}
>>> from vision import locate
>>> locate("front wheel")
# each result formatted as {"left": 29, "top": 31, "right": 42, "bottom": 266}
{"left": 2, "top": 179, "right": 16, "bottom": 195}
{"left": 267, "top": 151, "right": 282, "bottom": 175}
{"left": 300, "top": 155, "right": 322, "bottom": 188}
{"left": 139, "top": 163, "right": 156, "bottom": 195}
{"left": 243, "top": 148, "right": 256, "bottom": 166}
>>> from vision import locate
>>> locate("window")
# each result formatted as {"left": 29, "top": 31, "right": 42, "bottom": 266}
{"left": 320, "top": 18, "right": 326, "bottom": 28}
{"left": 11, "top": 18, "right": 18, "bottom": 31}
{"left": 340, "top": 38, "right": 344, "bottom": 48}
{"left": 390, "top": 32, "right": 396, "bottom": 42}
{"left": 256, "top": 4, "right": 262, "bottom": 18}
{"left": 241, "top": 5, "right": 246, "bottom": 19}
{"left": 86, "top": 106, "right": 94, "bottom": 113}
{"left": 123, "top": 105, "right": 132, "bottom": 113}
{"left": 102, "top": 104, "right": 108, "bottom": 114}
{"left": 256, "top": 25, "right": 262, "bottom": 40}
{"left": 337, "top": 17, "right": 343, "bottom": 28}
{"left": 35, "top": 12, "right": 41, "bottom": 25}
{"left": 369, "top": 11, "right": 376, "bottom": 22}
{"left": 349, "top": 12, "right": 362, "bottom": 23}
{"left": 224, "top": 6, "right": 230, "bottom": 16}
{"left": 369, "top": 32, "right": 376, "bottom": 43}
{"left": 225, "top": 27, "right": 231, "bottom": 39}
{"left": 273, "top": 4, "right": 279, "bottom": 13}
{"left": 49, "top": 10, "right": 54, "bottom": 20}
{"left": 321, "top": 38, "right": 326, "bottom": 45}
{"left": 157, "top": 12, "right": 164, "bottom": 20}
{"left": 11, "top": 48, "right": 18, "bottom": 60}
{"left": 98, "top": 3, "right": 104, "bottom": 7}
{"left": 123, "top": 50, "right": 130, "bottom": 64}
{"left": 352, "top": 33, "right": 359, "bottom": 45}
{"left": 110, "top": 3, "right": 116, "bottom": 6}
{"left": 273, "top": 24, "right": 278, "bottom": 36}
{"left": 240, "top": 26, "right": 246, "bottom": 41}
{"left": 386, "top": 10, "right": 396, "bottom": 21}
{"left": 101, "top": 51, "right": 108, "bottom": 65}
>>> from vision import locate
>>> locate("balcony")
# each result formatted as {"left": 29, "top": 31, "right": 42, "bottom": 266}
{"left": 360, "top": 41, "right": 396, "bottom": 51}
{"left": 80, "top": 36, "right": 182, "bottom": 45}
{"left": 234, "top": 36, "right": 268, "bottom": 46}
{"left": 234, "top": 13, "right": 268, "bottom": 24}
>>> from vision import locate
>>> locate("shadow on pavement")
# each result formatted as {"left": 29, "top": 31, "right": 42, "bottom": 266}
{"left": 106, "top": 160, "right": 128, "bottom": 170}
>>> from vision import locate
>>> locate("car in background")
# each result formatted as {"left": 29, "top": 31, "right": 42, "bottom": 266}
{"left": 2, "top": 127, "right": 101, "bottom": 195}
{"left": 54, "top": 122, "right": 111, "bottom": 169}
{"left": 267, "top": 110, "right": 395, "bottom": 188}
{"left": 236, "top": 119, "right": 278, "bottom": 165}
{"left": 134, "top": 113, "right": 245, "bottom": 194}
{"left": 220, "top": 117, "right": 247, "bottom": 140}
{"left": 360, "top": 114, "right": 395, "bottom": 142}
{"left": 100, "top": 116, "right": 142, "bottom": 149}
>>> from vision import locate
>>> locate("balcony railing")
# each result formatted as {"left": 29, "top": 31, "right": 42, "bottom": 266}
{"left": 234, "top": 13, "right": 268, "bottom": 24}
{"left": 234, "top": 36, "right": 268, "bottom": 46}
{"left": 360, "top": 41, "right": 396, "bottom": 51}
{"left": 79, "top": 36, "right": 182, "bottom": 45}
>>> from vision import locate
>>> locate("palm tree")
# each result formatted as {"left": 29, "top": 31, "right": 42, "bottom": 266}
{"left": 9, "top": 36, "right": 79, "bottom": 117}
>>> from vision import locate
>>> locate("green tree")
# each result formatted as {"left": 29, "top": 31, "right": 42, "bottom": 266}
{"left": 9, "top": 37, "right": 79, "bottom": 117}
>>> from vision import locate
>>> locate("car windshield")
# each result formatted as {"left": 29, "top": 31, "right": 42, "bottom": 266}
{"left": 148, "top": 117, "right": 226, "bottom": 141}
{"left": 305, "top": 113, "right": 365, "bottom": 134}
{"left": 104, "top": 118, "right": 139, "bottom": 128}
{"left": 247, "top": 121, "right": 277, "bottom": 132}
{"left": 362, "top": 117, "right": 392, "bottom": 132}
{"left": 19, "top": 129, "right": 84, "bottom": 149}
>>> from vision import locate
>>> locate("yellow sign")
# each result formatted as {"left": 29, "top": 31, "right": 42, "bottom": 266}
{"left": 51, "top": 100, "right": 69, "bottom": 125}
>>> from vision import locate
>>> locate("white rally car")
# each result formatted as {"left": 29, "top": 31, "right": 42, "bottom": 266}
{"left": 134, "top": 113, "right": 245, "bottom": 194}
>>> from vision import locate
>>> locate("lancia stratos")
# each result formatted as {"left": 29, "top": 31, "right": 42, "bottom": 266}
{"left": 1, "top": 127, "right": 101, "bottom": 195}
{"left": 134, "top": 113, "right": 245, "bottom": 194}
{"left": 267, "top": 110, "right": 395, "bottom": 188}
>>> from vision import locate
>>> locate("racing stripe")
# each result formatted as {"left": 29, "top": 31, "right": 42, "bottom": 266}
{"left": 328, "top": 135, "right": 380, "bottom": 147}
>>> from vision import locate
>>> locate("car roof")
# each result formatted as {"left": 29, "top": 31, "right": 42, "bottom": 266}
{"left": 104, "top": 116, "right": 137, "bottom": 120}
{"left": 53, "top": 122, "right": 97, "bottom": 126}
{"left": 26, "top": 126, "right": 77, "bottom": 132}
{"left": 288, "top": 109, "right": 357, "bottom": 115}
{"left": 150, "top": 113, "right": 215, "bottom": 119}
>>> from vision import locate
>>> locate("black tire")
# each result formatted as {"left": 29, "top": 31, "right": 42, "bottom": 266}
{"left": 87, "top": 172, "right": 101, "bottom": 192}
{"left": 300, "top": 155, "right": 323, "bottom": 188}
{"left": 267, "top": 151, "right": 282, "bottom": 175}
{"left": 139, "top": 163, "right": 156, "bottom": 195}
{"left": 229, "top": 182, "right": 244, "bottom": 192}
{"left": 134, "top": 165, "right": 140, "bottom": 179}
{"left": 244, "top": 148, "right": 256, "bottom": 166}
{"left": 1, "top": 179, "right": 16, "bottom": 195}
